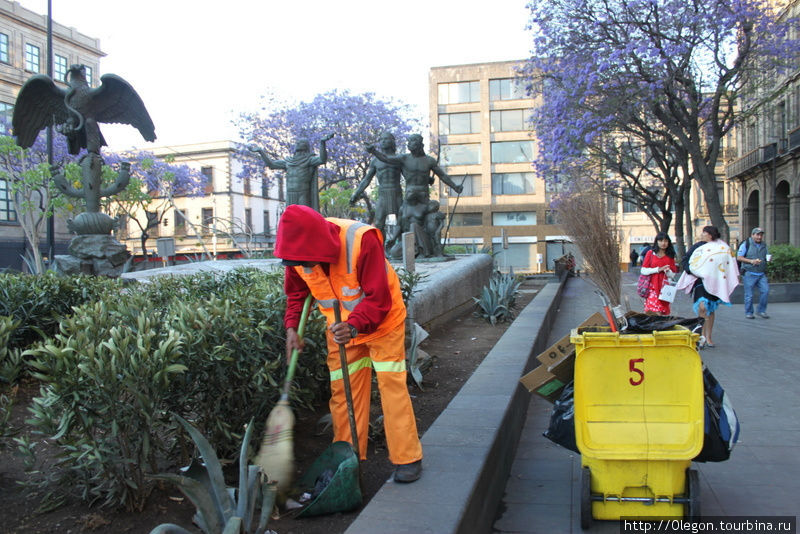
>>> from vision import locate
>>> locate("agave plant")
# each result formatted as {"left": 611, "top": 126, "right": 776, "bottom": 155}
{"left": 149, "top": 414, "right": 277, "bottom": 534}
{"left": 473, "top": 271, "right": 522, "bottom": 325}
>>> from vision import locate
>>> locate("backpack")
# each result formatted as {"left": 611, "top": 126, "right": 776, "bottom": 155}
{"left": 736, "top": 239, "right": 751, "bottom": 271}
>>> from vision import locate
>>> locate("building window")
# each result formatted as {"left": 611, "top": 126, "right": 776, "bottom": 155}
{"left": 490, "top": 141, "right": 534, "bottom": 164}
{"left": 491, "top": 172, "right": 535, "bottom": 195}
{"left": 442, "top": 174, "right": 480, "bottom": 197}
{"left": 243, "top": 177, "right": 251, "bottom": 195}
{"left": 0, "top": 179, "right": 17, "bottom": 222}
{"left": 201, "top": 166, "right": 214, "bottom": 194}
{"left": 441, "top": 144, "right": 481, "bottom": 166}
{"left": 261, "top": 177, "right": 269, "bottom": 198}
{"left": 439, "top": 112, "right": 480, "bottom": 135}
{"left": 490, "top": 109, "right": 528, "bottom": 132}
{"left": 450, "top": 212, "right": 483, "bottom": 226}
{"left": 263, "top": 210, "right": 271, "bottom": 235}
{"left": 25, "top": 44, "right": 40, "bottom": 72}
{"left": 174, "top": 209, "right": 186, "bottom": 235}
{"left": 244, "top": 208, "right": 252, "bottom": 233}
{"left": 0, "top": 33, "right": 8, "bottom": 63}
{"left": 545, "top": 210, "right": 558, "bottom": 225}
{"left": 622, "top": 189, "right": 640, "bottom": 213}
{"left": 0, "top": 102, "right": 13, "bottom": 122}
{"left": 54, "top": 55, "right": 68, "bottom": 82}
{"left": 202, "top": 208, "right": 214, "bottom": 233}
{"left": 84, "top": 66, "right": 93, "bottom": 87}
{"left": 438, "top": 81, "right": 480, "bottom": 104}
{"left": 492, "top": 211, "right": 537, "bottom": 226}
{"left": 489, "top": 78, "right": 526, "bottom": 101}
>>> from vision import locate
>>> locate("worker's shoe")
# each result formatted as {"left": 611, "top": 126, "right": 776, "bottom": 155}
{"left": 394, "top": 460, "right": 422, "bottom": 483}
{"left": 745, "top": 314, "right": 755, "bottom": 319}
{"left": 758, "top": 312, "right": 770, "bottom": 319}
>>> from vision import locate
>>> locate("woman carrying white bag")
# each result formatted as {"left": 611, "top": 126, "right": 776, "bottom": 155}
{"left": 639, "top": 232, "right": 678, "bottom": 315}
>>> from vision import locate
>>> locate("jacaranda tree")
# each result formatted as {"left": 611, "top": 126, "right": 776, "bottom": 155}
{"left": 102, "top": 152, "right": 207, "bottom": 260}
{"left": 235, "top": 89, "right": 421, "bottom": 218}
{"left": 524, "top": 0, "right": 800, "bottom": 243}
{"left": 0, "top": 122, "right": 76, "bottom": 273}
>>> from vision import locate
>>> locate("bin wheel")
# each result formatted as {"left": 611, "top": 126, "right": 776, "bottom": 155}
{"left": 581, "top": 467, "right": 593, "bottom": 530}
{"left": 685, "top": 468, "right": 700, "bottom": 519}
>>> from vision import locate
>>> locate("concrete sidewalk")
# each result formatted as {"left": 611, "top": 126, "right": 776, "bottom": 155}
{"left": 493, "top": 272, "right": 800, "bottom": 533}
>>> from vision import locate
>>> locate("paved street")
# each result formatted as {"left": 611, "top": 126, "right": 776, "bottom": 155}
{"left": 493, "top": 272, "right": 800, "bottom": 533}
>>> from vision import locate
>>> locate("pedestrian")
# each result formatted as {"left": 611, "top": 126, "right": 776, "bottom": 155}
{"left": 274, "top": 204, "right": 424, "bottom": 483}
{"left": 639, "top": 232, "right": 677, "bottom": 315}
{"left": 737, "top": 227, "right": 770, "bottom": 319}
{"left": 676, "top": 226, "right": 739, "bottom": 349}
{"left": 629, "top": 248, "right": 639, "bottom": 270}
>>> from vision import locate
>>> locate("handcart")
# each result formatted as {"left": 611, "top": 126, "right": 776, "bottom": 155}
{"left": 571, "top": 326, "right": 704, "bottom": 528}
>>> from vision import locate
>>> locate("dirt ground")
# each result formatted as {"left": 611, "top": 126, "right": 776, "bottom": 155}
{"left": 0, "top": 278, "right": 545, "bottom": 534}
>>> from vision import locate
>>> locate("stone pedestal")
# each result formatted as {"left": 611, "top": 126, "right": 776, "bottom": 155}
{"left": 54, "top": 234, "right": 130, "bottom": 277}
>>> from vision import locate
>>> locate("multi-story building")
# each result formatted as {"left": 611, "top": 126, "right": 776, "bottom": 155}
{"left": 118, "top": 141, "right": 283, "bottom": 261}
{"left": 726, "top": 0, "right": 800, "bottom": 247}
{"left": 430, "top": 60, "right": 573, "bottom": 273}
{"left": 0, "top": 0, "right": 104, "bottom": 270}
{"left": 431, "top": 60, "right": 740, "bottom": 271}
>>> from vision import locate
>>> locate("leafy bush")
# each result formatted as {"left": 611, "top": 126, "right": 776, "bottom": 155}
{"left": 766, "top": 244, "right": 800, "bottom": 283}
{"left": 25, "top": 299, "right": 186, "bottom": 511}
{"left": 0, "top": 272, "right": 122, "bottom": 354}
{"left": 473, "top": 271, "right": 522, "bottom": 325}
{"left": 21, "top": 268, "right": 330, "bottom": 510}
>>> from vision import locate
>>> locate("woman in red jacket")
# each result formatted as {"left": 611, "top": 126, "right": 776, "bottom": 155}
{"left": 640, "top": 232, "right": 678, "bottom": 315}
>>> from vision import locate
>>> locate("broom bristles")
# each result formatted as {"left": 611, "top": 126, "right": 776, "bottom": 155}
{"left": 255, "top": 400, "right": 295, "bottom": 495}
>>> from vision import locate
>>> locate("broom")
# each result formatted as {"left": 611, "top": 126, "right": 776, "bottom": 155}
{"left": 254, "top": 293, "right": 313, "bottom": 496}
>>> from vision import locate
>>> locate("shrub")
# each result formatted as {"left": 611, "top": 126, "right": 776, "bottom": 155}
{"left": 0, "top": 272, "right": 122, "bottom": 353}
{"left": 25, "top": 299, "right": 186, "bottom": 511}
{"left": 766, "top": 244, "right": 800, "bottom": 283}
{"left": 21, "top": 268, "right": 330, "bottom": 510}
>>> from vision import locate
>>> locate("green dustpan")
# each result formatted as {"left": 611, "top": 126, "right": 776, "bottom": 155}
{"left": 296, "top": 441, "right": 362, "bottom": 517}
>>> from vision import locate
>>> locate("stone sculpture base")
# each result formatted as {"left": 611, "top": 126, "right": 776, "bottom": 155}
{"left": 54, "top": 234, "right": 130, "bottom": 277}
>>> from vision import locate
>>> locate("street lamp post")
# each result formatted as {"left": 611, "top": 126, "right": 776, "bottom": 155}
{"left": 45, "top": 0, "right": 54, "bottom": 265}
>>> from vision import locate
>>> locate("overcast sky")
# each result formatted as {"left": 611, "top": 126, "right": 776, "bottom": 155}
{"left": 17, "top": 0, "right": 532, "bottom": 151}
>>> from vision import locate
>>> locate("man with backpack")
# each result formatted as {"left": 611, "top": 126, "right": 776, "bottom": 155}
{"left": 736, "top": 227, "right": 770, "bottom": 319}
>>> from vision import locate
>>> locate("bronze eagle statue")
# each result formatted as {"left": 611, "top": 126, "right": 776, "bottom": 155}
{"left": 12, "top": 64, "right": 156, "bottom": 154}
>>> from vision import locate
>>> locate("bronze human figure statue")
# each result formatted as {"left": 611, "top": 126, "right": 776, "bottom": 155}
{"left": 350, "top": 132, "right": 403, "bottom": 242}
{"left": 367, "top": 134, "right": 462, "bottom": 258}
{"left": 249, "top": 133, "right": 334, "bottom": 211}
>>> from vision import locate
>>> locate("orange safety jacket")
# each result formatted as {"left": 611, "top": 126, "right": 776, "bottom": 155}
{"left": 292, "top": 217, "right": 406, "bottom": 346}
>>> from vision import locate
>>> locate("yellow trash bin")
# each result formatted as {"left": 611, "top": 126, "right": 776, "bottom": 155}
{"left": 571, "top": 326, "right": 704, "bottom": 528}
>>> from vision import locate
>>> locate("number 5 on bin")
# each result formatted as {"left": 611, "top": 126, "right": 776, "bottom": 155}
{"left": 629, "top": 358, "right": 644, "bottom": 386}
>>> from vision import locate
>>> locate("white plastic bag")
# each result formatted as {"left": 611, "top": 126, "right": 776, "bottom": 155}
{"left": 658, "top": 281, "right": 677, "bottom": 302}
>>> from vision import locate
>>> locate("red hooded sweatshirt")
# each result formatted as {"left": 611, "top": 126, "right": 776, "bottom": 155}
{"left": 275, "top": 205, "right": 392, "bottom": 335}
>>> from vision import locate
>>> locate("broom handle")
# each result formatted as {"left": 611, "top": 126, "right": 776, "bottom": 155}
{"left": 333, "top": 300, "right": 360, "bottom": 460}
{"left": 282, "top": 294, "right": 313, "bottom": 399}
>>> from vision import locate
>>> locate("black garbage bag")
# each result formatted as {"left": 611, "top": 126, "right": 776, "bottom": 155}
{"left": 623, "top": 313, "right": 704, "bottom": 334}
{"left": 543, "top": 381, "right": 579, "bottom": 453}
{"left": 694, "top": 367, "right": 741, "bottom": 462}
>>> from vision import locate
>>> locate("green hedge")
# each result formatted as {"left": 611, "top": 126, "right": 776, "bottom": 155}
{"left": 21, "top": 268, "right": 330, "bottom": 511}
{"left": 766, "top": 244, "right": 800, "bottom": 283}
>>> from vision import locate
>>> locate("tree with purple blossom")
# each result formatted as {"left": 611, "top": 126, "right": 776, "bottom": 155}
{"left": 235, "top": 89, "right": 421, "bottom": 219}
{"left": 101, "top": 152, "right": 207, "bottom": 261}
{"left": 523, "top": 0, "right": 800, "bottom": 244}
{"left": 0, "top": 121, "right": 77, "bottom": 272}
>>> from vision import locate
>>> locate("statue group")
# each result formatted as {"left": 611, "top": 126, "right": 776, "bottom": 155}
{"left": 250, "top": 132, "right": 463, "bottom": 260}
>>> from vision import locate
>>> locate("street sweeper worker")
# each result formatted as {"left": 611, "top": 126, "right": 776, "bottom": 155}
{"left": 275, "top": 204, "right": 424, "bottom": 483}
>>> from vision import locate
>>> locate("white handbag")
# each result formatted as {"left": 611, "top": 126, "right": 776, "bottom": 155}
{"left": 658, "top": 281, "right": 677, "bottom": 303}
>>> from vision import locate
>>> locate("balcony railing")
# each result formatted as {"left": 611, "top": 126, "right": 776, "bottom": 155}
{"left": 725, "top": 143, "right": 777, "bottom": 179}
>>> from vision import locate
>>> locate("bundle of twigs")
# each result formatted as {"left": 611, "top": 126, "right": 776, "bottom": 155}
{"left": 555, "top": 183, "right": 622, "bottom": 306}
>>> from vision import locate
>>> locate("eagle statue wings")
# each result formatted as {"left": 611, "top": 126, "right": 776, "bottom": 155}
{"left": 12, "top": 64, "right": 156, "bottom": 154}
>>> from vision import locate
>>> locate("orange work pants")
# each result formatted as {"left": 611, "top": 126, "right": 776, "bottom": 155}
{"left": 325, "top": 323, "right": 423, "bottom": 465}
